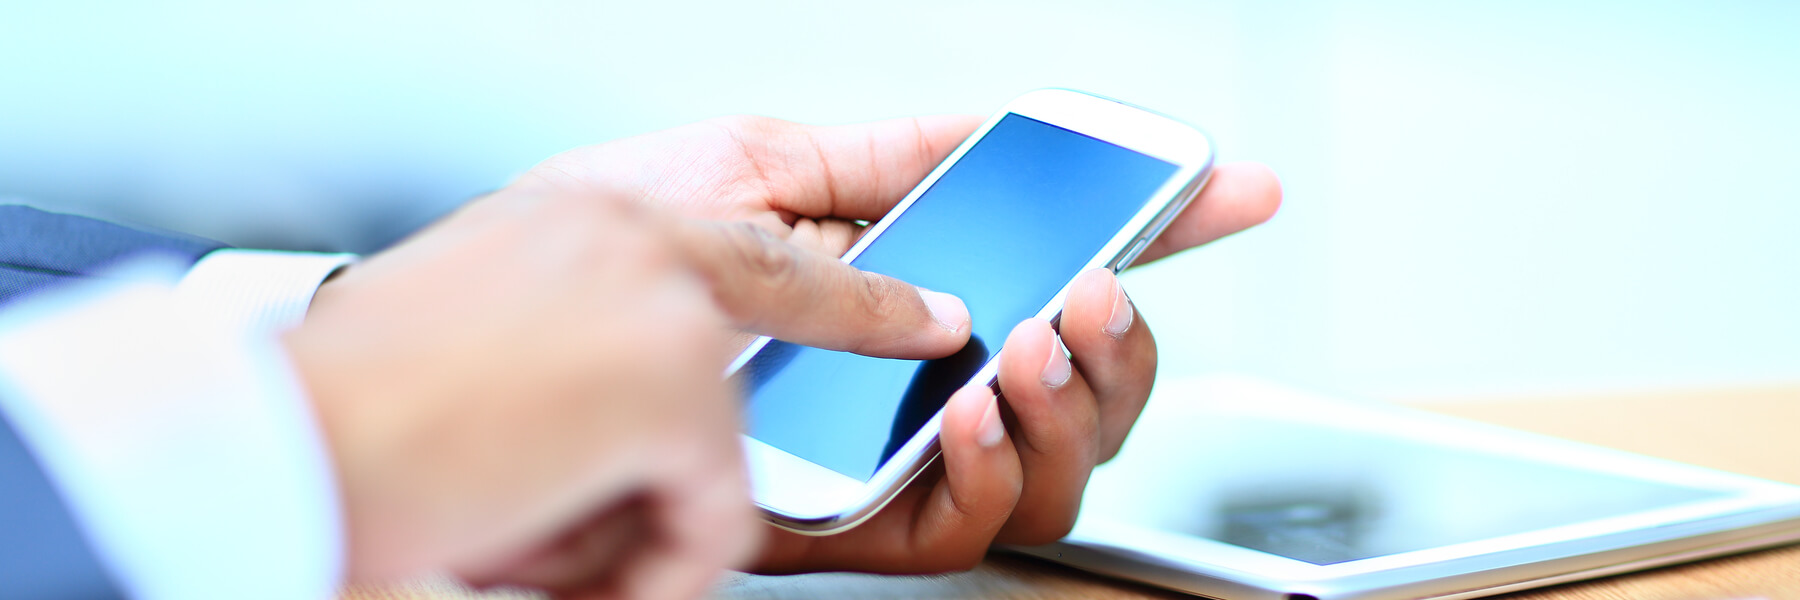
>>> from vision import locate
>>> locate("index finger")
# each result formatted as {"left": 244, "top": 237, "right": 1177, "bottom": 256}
{"left": 671, "top": 218, "right": 973, "bottom": 360}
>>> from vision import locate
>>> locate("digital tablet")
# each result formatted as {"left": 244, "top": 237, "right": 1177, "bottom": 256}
{"left": 1011, "top": 376, "right": 1800, "bottom": 600}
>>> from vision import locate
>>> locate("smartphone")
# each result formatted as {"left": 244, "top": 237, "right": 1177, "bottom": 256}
{"left": 727, "top": 89, "right": 1216, "bottom": 534}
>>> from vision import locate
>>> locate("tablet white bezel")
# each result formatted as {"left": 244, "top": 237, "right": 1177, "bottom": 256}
{"left": 732, "top": 89, "right": 1217, "bottom": 533}
{"left": 1042, "top": 376, "right": 1800, "bottom": 589}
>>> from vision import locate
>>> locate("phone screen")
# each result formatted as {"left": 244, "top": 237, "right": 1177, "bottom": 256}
{"left": 740, "top": 113, "right": 1180, "bottom": 481}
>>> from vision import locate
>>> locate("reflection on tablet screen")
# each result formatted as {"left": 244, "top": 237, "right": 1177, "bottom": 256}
{"left": 1086, "top": 414, "right": 1722, "bottom": 565}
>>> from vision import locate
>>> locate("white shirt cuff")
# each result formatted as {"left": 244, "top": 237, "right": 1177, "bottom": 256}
{"left": 176, "top": 249, "right": 357, "bottom": 333}
{"left": 0, "top": 258, "right": 343, "bottom": 600}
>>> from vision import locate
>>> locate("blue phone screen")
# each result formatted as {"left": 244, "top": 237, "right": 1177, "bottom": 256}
{"left": 739, "top": 113, "right": 1181, "bottom": 481}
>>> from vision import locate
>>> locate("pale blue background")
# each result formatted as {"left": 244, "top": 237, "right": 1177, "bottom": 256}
{"left": 3, "top": 1, "right": 1795, "bottom": 399}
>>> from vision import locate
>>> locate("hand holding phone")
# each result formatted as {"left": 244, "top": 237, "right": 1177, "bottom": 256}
{"left": 734, "top": 90, "right": 1227, "bottom": 532}
{"left": 502, "top": 96, "right": 1281, "bottom": 575}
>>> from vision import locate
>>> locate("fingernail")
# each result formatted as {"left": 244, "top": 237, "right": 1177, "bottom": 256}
{"left": 1042, "top": 332, "right": 1072, "bottom": 388}
{"left": 1104, "top": 279, "right": 1134, "bottom": 338}
{"left": 920, "top": 289, "right": 969, "bottom": 333}
{"left": 976, "top": 391, "right": 1005, "bottom": 448}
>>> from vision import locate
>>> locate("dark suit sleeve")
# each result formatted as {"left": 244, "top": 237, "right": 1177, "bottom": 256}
{"left": 0, "top": 408, "right": 126, "bottom": 599}
{"left": 0, "top": 205, "right": 227, "bottom": 307}
{"left": 0, "top": 205, "right": 223, "bottom": 595}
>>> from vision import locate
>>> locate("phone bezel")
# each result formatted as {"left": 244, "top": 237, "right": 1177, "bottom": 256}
{"left": 730, "top": 89, "right": 1218, "bottom": 534}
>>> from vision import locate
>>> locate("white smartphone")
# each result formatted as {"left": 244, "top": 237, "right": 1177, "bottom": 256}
{"left": 726, "top": 89, "right": 1217, "bottom": 534}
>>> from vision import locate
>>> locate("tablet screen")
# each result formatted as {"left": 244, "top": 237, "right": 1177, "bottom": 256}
{"left": 1081, "top": 410, "right": 1724, "bottom": 565}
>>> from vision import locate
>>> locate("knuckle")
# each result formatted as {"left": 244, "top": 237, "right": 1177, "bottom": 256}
{"left": 842, "top": 274, "right": 911, "bottom": 355}
{"left": 722, "top": 222, "right": 803, "bottom": 288}
{"left": 857, "top": 273, "right": 908, "bottom": 322}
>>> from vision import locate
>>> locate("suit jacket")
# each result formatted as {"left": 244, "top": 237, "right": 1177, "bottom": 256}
{"left": 1, "top": 205, "right": 224, "bottom": 307}
{"left": 0, "top": 204, "right": 225, "bottom": 598}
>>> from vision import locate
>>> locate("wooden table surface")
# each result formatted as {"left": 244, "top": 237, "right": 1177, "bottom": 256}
{"left": 346, "top": 383, "right": 1800, "bottom": 600}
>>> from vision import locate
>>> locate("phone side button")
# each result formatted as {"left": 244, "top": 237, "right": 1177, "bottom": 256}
{"left": 1113, "top": 238, "right": 1151, "bottom": 272}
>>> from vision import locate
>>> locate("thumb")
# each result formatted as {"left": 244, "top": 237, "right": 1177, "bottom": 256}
{"left": 671, "top": 219, "right": 971, "bottom": 360}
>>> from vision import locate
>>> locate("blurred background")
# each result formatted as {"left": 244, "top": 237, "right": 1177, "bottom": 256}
{"left": 3, "top": 0, "right": 1795, "bottom": 401}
